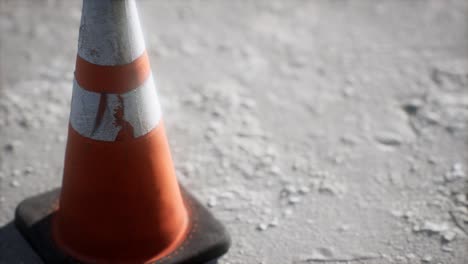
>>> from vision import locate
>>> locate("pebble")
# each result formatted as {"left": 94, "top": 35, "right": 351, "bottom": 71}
{"left": 3, "top": 142, "right": 15, "bottom": 152}
{"left": 284, "top": 185, "right": 297, "bottom": 194}
{"left": 3, "top": 140, "right": 22, "bottom": 153}
{"left": 423, "top": 111, "right": 441, "bottom": 125}
{"left": 340, "top": 134, "right": 359, "bottom": 146}
{"left": 207, "top": 196, "right": 217, "bottom": 208}
{"left": 56, "top": 135, "right": 66, "bottom": 143}
{"left": 283, "top": 208, "right": 293, "bottom": 217}
{"left": 269, "top": 165, "right": 281, "bottom": 175}
{"left": 257, "top": 223, "right": 268, "bottom": 231}
{"left": 10, "top": 180, "right": 20, "bottom": 187}
{"left": 288, "top": 196, "right": 301, "bottom": 205}
{"left": 441, "top": 230, "right": 456, "bottom": 242}
{"left": 402, "top": 98, "right": 424, "bottom": 115}
{"left": 269, "top": 218, "right": 279, "bottom": 227}
{"left": 304, "top": 247, "right": 335, "bottom": 261}
{"left": 454, "top": 193, "right": 467, "bottom": 205}
{"left": 405, "top": 253, "right": 417, "bottom": 260}
{"left": 342, "top": 86, "right": 355, "bottom": 97}
{"left": 427, "top": 157, "right": 438, "bottom": 165}
{"left": 417, "top": 221, "right": 449, "bottom": 234}
{"left": 444, "top": 163, "right": 465, "bottom": 182}
{"left": 262, "top": 208, "right": 272, "bottom": 215}
{"left": 24, "top": 166, "right": 34, "bottom": 175}
{"left": 240, "top": 99, "right": 256, "bottom": 109}
{"left": 12, "top": 169, "right": 20, "bottom": 177}
{"left": 318, "top": 180, "right": 346, "bottom": 196}
{"left": 374, "top": 131, "right": 403, "bottom": 146}
{"left": 394, "top": 255, "right": 406, "bottom": 262}
{"left": 421, "top": 255, "right": 433, "bottom": 263}
{"left": 337, "top": 224, "right": 350, "bottom": 232}
{"left": 298, "top": 186, "right": 310, "bottom": 194}
{"left": 389, "top": 172, "right": 404, "bottom": 186}
{"left": 440, "top": 245, "right": 453, "bottom": 252}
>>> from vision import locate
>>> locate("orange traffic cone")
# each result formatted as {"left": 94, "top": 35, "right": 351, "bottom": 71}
{"left": 15, "top": 1, "right": 230, "bottom": 263}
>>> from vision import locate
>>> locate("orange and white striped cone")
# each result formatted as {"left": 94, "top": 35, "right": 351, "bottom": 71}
{"left": 15, "top": 1, "right": 230, "bottom": 263}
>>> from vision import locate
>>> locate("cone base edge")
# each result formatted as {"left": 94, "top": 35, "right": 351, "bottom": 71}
{"left": 14, "top": 187, "right": 231, "bottom": 264}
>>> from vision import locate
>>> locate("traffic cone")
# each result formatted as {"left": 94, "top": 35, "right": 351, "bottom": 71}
{"left": 14, "top": 0, "right": 230, "bottom": 263}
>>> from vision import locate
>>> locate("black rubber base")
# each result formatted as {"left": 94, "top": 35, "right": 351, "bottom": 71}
{"left": 15, "top": 187, "right": 230, "bottom": 264}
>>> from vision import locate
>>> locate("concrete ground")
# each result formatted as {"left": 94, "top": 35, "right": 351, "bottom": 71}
{"left": 1, "top": 0, "right": 467, "bottom": 263}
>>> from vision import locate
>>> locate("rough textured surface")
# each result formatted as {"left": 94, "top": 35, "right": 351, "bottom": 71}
{"left": 0, "top": 0, "right": 467, "bottom": 263}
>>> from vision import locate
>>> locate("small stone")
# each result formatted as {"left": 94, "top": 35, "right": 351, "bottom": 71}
{"left": 329, "top": 155, "right": 344, "bottom": 164}
{"left": 24, "top": 166, "right": 34, "bottom": 175}
{"left": 3, "top": 143, "right": 15, "bottom": 152}
{"left": 441, "top": 245, "right": 453, "bottom": 252}
{"left": 394, "top": 256, "right": 405, "bottom": 262}
{"left": 262, "top": 208, "right": 272, "bottom": 215}
{"left": 284, "top": 185, "right": 297, "bottom": 194}
{"left": 422, "top": 255, "right": 432, "bottom": 263}
{"left": 56, "top": 135, "right": 66, "bottom": 143}
{"left": 340, "top": 134, "right": 359, "bottom": 146}
{"left": 303, "top": 247, "right": 335, "bottom": 261}
{"left": 418, "top": 221, "right": 449, "bottom": 234}
{"left": 391, "top": 210, "right": 403, "bottom": 217}
{"left": 405, "top": 253, "right": 417, "bottom": 260}
{"left": 455, "top": 193, "right": 467, "bottom": 204}
{"left": 283, "top": 208, "right": 293, "bottom": 217}
{"left": 337, "top": 224, "right": 350, "bottom": 232}
{"left": 318, "top": 181, "right": 346, "bottom": 196}
{"left": 389, "top": 172, "right": 404, "bottom": 186}
{"left": 269, "top": 218, "right": 279, "bottom": 227}
{"left": 402, "top": 99, "right": 424, "bottom": 115}
{"left": 12, "top": 169, "right": 21, "bottom": 177}
{"left": 0, "top": 196, "right": 5, "bottom": 203}
{"left": 441, "top": 230, "right": 456, "bottom": 242}
{"left": 342, "top": 86, "right": 355, "bottom": 97}
{"left": 207, "top": 196, "right": 217, "bottom": 208}
{"left": 424, "top": 111, "right": 440, "bottom": 124}
{"left": 298, "top": 186, "right": 310, "bottom": 194}
{"left": 428, "top": 157, "right": 438, "bottom": 165}
{"left": 269, "top": 165, "right": 281, "bottom": 175}
{"left": 375, "top": 131, "right": 403, "bottom": 146}
{"left": 402, "top": 211, "right": 414, "bottom": 220}
{"left": 10, "top": 180, "right": 20, "bottom": 187}
{"left": 288, "top": 196, "right": 301, "bottom": 205}
{"left": 241, "top": 99, "right": 256, "bottom": 109}
{"left": 405, "top": 211, "right": 416, "bottom": 219}
{"left": 257, "top": 223, "right": 268, "bottom": 231}
{"left": 444, "top": 163, "right": 465, "bottom": 182}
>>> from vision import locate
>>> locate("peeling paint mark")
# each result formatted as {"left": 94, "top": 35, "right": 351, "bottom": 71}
{"left": 70, "top": 76, "right": 160, "bottom": 141}
{"left": 91, "top": 93, "right": 107, "bottom": 137}
{"left": 113, "top": 95, "right": 134, "bottom": 141}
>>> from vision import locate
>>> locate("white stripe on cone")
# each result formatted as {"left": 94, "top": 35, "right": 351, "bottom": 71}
{"left": 70, "top": 74, "right": 161, "bottom": 141}
{"left": 78, "top": 0, "right": 145, "bottom": 66}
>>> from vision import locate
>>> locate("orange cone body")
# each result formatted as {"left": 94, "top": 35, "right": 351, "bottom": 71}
{"left": 52, "top": 0, "right": 189, "bottom": 262}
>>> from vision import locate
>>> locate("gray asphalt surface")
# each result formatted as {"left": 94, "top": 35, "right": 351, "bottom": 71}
{"left": 1, "top": 0, "right": 467, "bottom": 263}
